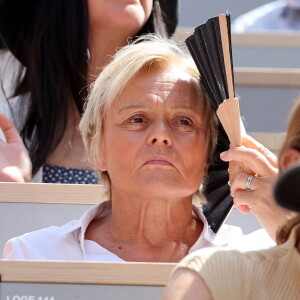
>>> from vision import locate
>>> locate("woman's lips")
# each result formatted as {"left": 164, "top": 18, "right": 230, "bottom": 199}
{"left": 145, "top": 159, "right": 173, "bottom": 166}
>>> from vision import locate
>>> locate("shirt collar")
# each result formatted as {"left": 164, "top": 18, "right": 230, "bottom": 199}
{"left": 58, "top": 201, "right": 111, "bottom": 259}
{"left": 190, "top": 205, "right": 241, "bottom": 251}
{"left": 58, "top": 201, "right": 237, "bottom": 259}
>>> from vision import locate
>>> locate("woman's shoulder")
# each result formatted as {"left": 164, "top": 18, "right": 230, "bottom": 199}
{"left": 175, "top": 247, "right": 248, "bottom": 286}
{"left": 178, "top": 227, "right": 297, "bottom": 278}
{"left": 2, "top": 202, "right": 110, "bottom": 260}
{"left": 2, "top": 220, "right": 82, "bottom": 260}
{"left": 177, "top": 236, "right": 300, "bottom": 299}
{"left": 180, "top": 243, "right": 274, "bottom": 270}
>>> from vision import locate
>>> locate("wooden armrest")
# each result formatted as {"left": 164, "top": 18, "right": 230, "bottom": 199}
{"left": 0, "top": 260, "right": 175, "bottom": 285}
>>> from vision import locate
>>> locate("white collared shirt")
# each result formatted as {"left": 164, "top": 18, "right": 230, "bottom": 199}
{"left": 2, "top": 201, "right": 275, "bottom": 261}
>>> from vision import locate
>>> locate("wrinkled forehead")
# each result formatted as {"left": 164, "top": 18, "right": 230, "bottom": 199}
{"left": 112, "top": 64, "right": 205, "bottom": 110}
{"left": 137, "top": 62, "right": 201, "bottom": 90}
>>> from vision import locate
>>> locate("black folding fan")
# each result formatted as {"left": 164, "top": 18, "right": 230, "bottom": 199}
{"left": 186, "top": 14, "right": 245, "bottom": 233}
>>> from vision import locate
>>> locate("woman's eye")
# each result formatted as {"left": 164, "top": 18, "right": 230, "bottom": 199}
{"left": 178, "top": 117, "right": 193, "bottom": 126}
{"left": 126, "top": 115, "right": 149, "bottom": 127}
{"left": 130, "top": 116, "right": 145, "bottom": 123}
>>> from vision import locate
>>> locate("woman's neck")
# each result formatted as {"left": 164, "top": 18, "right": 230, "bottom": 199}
{"left": 87, "top": 30, "right": 130, "bottom": 85}
{"left": 86, "top": 191, "right": 203, "bottom": 262}
{"left": 111, "top": 194, "right": 200, "bottom": 245}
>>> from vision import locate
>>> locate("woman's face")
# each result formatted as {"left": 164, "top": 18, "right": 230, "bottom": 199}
{"left": 99, "top": 66, "right": 210, "bottom": 199}
{"left": 88, "top": 0, "right": 152, "bottom": 36}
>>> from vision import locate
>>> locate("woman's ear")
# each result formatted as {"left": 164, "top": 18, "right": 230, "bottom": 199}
{"left": 281, "top": 148, "right": 300, "bottom": 170}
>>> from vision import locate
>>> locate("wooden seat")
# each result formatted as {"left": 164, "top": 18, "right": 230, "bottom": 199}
{"left": 0, "top": 260, "right": 175, "bottom": 300}
{"left": 0, "top": 182, "right": 105, "bottom": 204}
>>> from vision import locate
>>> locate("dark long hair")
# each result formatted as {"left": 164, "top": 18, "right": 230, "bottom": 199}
{"left": 0, "top": 0, "right": 178, "bottom": 175}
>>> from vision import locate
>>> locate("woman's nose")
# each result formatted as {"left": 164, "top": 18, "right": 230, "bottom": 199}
{"left": 146, "top": 121, "right": 173, "bottom": 146}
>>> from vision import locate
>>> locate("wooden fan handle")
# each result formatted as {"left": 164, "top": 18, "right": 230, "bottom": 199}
{"left": 219, "top": 14, "right": 234, "bottom": 100}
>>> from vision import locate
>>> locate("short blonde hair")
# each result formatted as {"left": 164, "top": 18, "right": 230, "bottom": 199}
{"left": 79, "top": 35, "right": 217, "bottom": 197}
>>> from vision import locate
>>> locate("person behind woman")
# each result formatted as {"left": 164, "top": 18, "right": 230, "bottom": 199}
{"left": 0, "top": 0, "right": 178, "bottom": 183}
{"left": 232, "top": 0, "right": 300, "bottom": 32}
{"left": 3, "top": 36, "right": 275, "bottom": 261}
{"left": 162, "top": 98, "right": 300, "bottom": 300}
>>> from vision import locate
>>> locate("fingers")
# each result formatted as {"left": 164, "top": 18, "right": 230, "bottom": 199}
{"left": 230, "top": 172, "right": 259, "bottom": 213}
{"left": 242, "top": 135, "right": 278, "bottom": 168}
{"left": 221, "top": 146, "right": 278, "bottom": 177}
{"left": 230, "top": 172, "right": 260, "bottom": 196}
{"left": 233, "top": 189, "right": 258, "bottom": 209}
{"left": 230, "top": 170, "right": 276, "bottom": 217}
{"left": 0, "top": 114, "right": 23, "bottom": 144}
{"left": 235, "top": 205, "right": 251, "bottom": 214}
{"left": 1, "top": 166, "right": 26, "bottom": 182}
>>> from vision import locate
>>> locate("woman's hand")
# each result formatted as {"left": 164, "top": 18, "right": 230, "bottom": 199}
{"left": 220, "top": 135, "right": 294, "bottom": 240}
{"left": 0, "top": 114, "right": 32, "bottom": 182}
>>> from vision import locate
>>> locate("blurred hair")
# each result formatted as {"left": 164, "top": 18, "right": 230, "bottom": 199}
{"left": 276, "top": 214, "right": 300, "bottom": 245}
{"left": 79, "top": 35, "right": 217, "bottom": 198}
{"left": 0, "top": 0, "right": 173, "bottom": 175}
{"left": 276, "top": 97, "right": 300, "bottom": 243}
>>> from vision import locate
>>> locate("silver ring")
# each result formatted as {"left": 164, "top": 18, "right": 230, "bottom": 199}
{"left": 245, "top": 175, "right": 255, "bottom": 191}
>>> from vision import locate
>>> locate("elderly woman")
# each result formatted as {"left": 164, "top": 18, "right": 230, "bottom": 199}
{"left": 162, "top": 98, "right": 300, "bottom": 299}
{"left": 3, "top": 36, "right": 274, "bottom": 261}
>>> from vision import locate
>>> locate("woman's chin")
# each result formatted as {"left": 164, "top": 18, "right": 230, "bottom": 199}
{"left": 134, "top": 178, "right": 196, "bottom": 199}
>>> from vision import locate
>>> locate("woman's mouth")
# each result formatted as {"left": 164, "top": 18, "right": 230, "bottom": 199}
{"left": 145, "top": 159, "right": 173, "bottom": 166}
